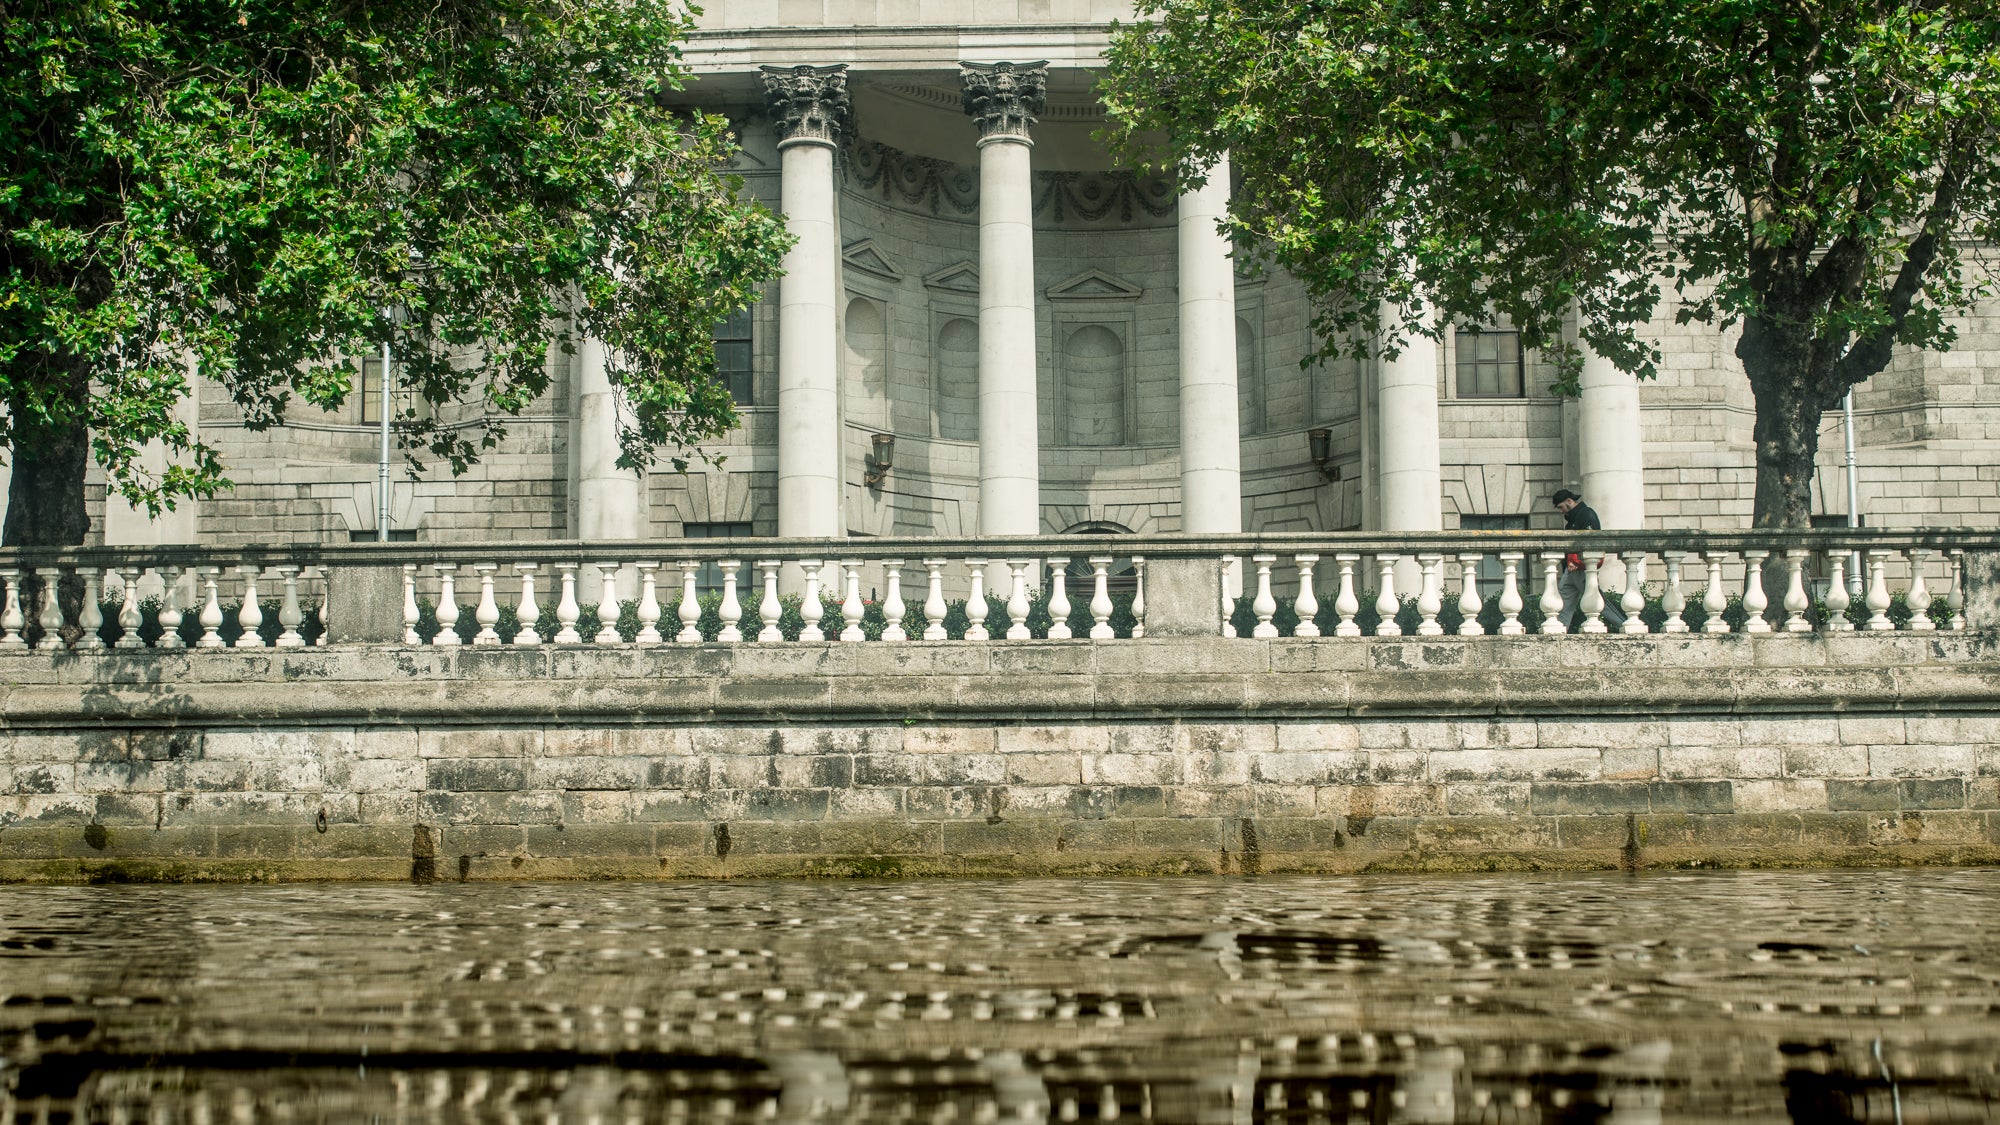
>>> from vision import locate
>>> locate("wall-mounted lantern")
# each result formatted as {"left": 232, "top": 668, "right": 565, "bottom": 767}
{"left": 864, "top": 433, "right": 896, "bottom": 489}
{"left": 1307, "top": 428, "right": 1340, "bottom": 482}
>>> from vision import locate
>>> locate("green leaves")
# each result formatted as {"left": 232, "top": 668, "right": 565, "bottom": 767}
{"left": 2, "top": 0, "right": 789, "bottom": 532}
{"left": 1101, "top": 0, "right": 2000, "bottom": 525}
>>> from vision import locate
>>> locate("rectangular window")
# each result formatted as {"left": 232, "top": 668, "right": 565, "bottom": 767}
{"left": 1454, "top": 327, "right": 1525, "bottom": 398}
{"left": 684, "top": 520, "right": 754, "bottom": 595}
{"left": 358, "top": 356, "right": 424, "bottom": 424}
{"left": 1459, "top": 513, "right": 1530, "bottom": 587}
{"left": 715, "top": 309, "right": 754, "bottom": 406}
{"left": 348, "top": 529, "right": 417, "bottom": 542}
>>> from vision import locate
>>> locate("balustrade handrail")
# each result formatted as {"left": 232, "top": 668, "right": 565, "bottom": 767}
{"left": 2, "top": 527, "right": 1997, "bottom": 570}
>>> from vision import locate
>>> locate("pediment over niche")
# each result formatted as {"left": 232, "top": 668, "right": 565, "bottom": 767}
{"left": 923, "top": 260, "right": 980, "bottom": 294}
{"left": 842, "top": 239, "right": 903, "bottom": 282}
{"left": 1046, "top": 269, "right": 1142, "bottom": 301}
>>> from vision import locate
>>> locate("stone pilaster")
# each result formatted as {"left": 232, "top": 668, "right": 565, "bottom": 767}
{"left": 962, "top": 61, "right": 1047, "bottom": 536}
{"left": 1177, "top": 155, "right": 1242, "bottom": 536}
{"left": 762, "top": 64, "right": 852, "bottom": 540}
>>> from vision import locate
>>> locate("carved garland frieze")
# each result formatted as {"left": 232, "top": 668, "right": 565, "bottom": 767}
{"left": 760, "top": 63, "right": 853, "bottom": 147}
{"left": 850, "top": 140, "right": 1177, "bottom": 226}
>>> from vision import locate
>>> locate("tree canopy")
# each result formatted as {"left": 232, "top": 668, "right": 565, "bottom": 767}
{"left": 1, "top": 0, "right": 788, "bottom": 545}
{"left": 1101, "top": 0, "right": 2000, "bottom": 527}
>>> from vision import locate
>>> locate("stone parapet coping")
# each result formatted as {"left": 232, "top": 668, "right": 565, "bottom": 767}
{"left": 3, "top": 634, "right": 1996, "bottom": 729}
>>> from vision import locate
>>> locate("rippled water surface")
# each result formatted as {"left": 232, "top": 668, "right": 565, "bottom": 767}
{"left": 3, "top": 870, "right": 1999, "bottom": 1122}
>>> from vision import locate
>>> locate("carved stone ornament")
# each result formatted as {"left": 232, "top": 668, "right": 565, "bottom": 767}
{"left": 960, "top": 61, "right": 1049, "bottom": 141}
{"left": 760, "top": 64, "right": 852, "bottom": 147}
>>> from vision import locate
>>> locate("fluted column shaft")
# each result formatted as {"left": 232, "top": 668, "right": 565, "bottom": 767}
{"left": 765, "top": 64, "right": 851, "bottom": 540}
{"left": 1178, "top": 155, "right": 1242, "bottom": 534}
{"left": 1376, "top": 304, "right": 1442, "bottom": 530}
{"left": 964, "top": 61, "right": 1047, "bottom": 536}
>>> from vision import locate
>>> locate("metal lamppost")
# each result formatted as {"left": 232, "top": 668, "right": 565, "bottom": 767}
{"left": 377, "top": 304, "right": 407, "bottom": 543}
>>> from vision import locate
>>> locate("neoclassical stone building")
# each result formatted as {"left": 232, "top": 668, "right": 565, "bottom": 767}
{"left": 88, "top": 2, "right": 2000, "bottom": 549}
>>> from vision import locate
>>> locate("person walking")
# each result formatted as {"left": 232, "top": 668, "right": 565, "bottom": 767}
{"left": 1553, "top": 489, "right": 1627, "bottom": 632}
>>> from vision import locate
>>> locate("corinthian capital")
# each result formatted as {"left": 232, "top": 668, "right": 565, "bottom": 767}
{"left": 761, "top": 64, "right": 852, "bottom": 148}
{"left": 960, "top": 61, "right": 1049, "bottom": 142}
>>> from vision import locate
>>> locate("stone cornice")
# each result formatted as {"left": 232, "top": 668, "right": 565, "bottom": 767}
{"left": 760, "top": 63, "right": 853, "bottom": 148}
{"left": 960, "top": 61, "right": 1048, "bottom": 141}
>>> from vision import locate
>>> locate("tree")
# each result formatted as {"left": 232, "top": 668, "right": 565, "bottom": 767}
{"left": 1, "top": 0, "right": 789, "bottom": 546}
{"left": 1101, "top": 0, "right": 2000, "bottom": 527}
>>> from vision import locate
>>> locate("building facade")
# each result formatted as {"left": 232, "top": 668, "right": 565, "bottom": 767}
{"left": 90, "top": 2, "right": 2000, "bottom": 549}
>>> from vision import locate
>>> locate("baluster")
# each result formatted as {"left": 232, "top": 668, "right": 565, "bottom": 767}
{"left": 798, "top": 560, "right": 826, "bottom": 641}
{"left": 1333, "top": 553, "right": 1362, "bottom": 637}
{"left": 1620, "top": 552, "right": 1649, "bottom": 635}
{"left": 1823, "top": 550, "right": 1853, "bottom": 631}
{"left": 1412, "top": 554, "right": 1442, "bottom": 636}
{"left": 114, "top": 567, "right": 145, "bottom": 650}
{"left": 1004, "top": 559, "right": 1031, "bottom": 640}
{"left": 1294, "top": 554, "right": 1322, "bottom": 638}
{"left": 1701, "top": 552, "right": 1731, "bottom": 634}
{"left": 1905, "top": 547, "right": 1934, "bottom": 631}
{"left": 1948, "top": 550, "right": 1967, "bottom": 631}
{"left": 554, "top": 563, "right": 582, "bottom": 644}
{"left": 515, "top": 564, "right": 543, "bottom": 646}
{"left": 275, "top": 565, "right": 305, "bottom": 648}
{"left": 839, "top": 560, "right": 865, "bottom": 642}
{"left": 432, "top": 564, "right": 461, "bottom": 646}
{"left": 1087, "top": 556, "right": 1115, "bottom": 640}
{"left": 796, "top": 556, "right": 828, "bottom": 640}
{"left": 1578, "top": 551, "right": 1608, "bottom": 634}
{"left": 963, "top": 559, "right": 990, "bottom": 641}
{"left": 196, "top": 566, "right": 225, "bottom": 649}
{"left": 1045, "top": 558, "right": 1072, "bottom": 640}
{"left": 1130, "top": 556, "right": 1147, "bottom": 639}
{"left": 1496, "top": 552, "right": 1524, "bottom": 636}
{"left": 1250, "top": 554, "right": 1278, "bottom": 638}
{"left": 233, "top": 566, "right": 265, "bottom": 649}
{"left": 715, "top": 559, "right": 744, "bottom": 642}
{"left": 1455, "top": 553, "right": 1483, "bottom": 636}
{"left": 923, "top": 559, "right": 950, "bottom": 641}
{"left": 0, "top": 568, "right": 23, "bottom": 650}
{"left": 1536, "top": 554, "right": 1565, "bottom": 635}
{"left": 1373, "top": 555, "right": 1403, "bottom": 637}
{"left": 157, "top": 566, "right": 186, "bottom": 650}
{"left": 758, "top": 561, "right": 784, "bottom": 642}
{"left": 75, "top": 567, "right": 105, "bottom": 651}
{"left": 1220, "top": 554, "right": 1237, "bottom": 638}
{"left": 471, "top": 563, "right": 501, "bottom": 645}
{"left": 1740, "top": 549, "right": 1771, "bottom": 634}
{"left": 882, "top": 560, "right": 909, "bottom": 641}
{"left": 1864, "top": 548, "right": 1894, "bottom": 631}
{"left": 676, "top": 560, "right": 702, "bottom": 643}
{"left": 1660, "top": 551, "right": 1689, "bottom": 634}
{"left": 592, "top": 563, "right": 623, "bottom": 645}
{"left": 1782, "top": 550, "right": 1812, "bottom": 633}
{"left": 401, "top": 564, "right": 422, "bottom": 644}
{"left": 634, "top": 563, "right": 663, "bottom": 643}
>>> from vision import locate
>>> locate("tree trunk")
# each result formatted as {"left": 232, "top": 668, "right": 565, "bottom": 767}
{"left": 1737, "top": 320, "right": 1822, "bottom": 531}
{"left": 2, "top": 404, "right": 91, "bottom": 548}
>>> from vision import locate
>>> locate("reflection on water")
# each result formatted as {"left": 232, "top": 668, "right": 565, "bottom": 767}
{"left": 2, "top": 870, "right": 1997, "bottom": 1122}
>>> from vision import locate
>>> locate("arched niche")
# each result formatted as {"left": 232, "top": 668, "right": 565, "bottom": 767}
{"left": 1061, "top": 324, "right": 1126, "bottom": 447}
{"left": 933, "top": 316, "right": 979, "bottom": 441}
{"left": 842, "top": 295, "right": 888, "bottom": 430}
{"left": 1236, "top": 315, "right": 1260, "bottom": 436}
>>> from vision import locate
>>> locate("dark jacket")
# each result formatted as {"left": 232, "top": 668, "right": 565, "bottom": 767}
{"left": 1562, "top": 501, "right": 1602, "bottom": 569}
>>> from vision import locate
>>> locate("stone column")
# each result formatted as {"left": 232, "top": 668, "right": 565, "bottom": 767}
{"left": 1178, "top": 155, "right": 1242, "bottom": 535}
{"left": 1579, "top": 340, "right": 1646, "bottom": 529}
{"left": 763, "top": 63, "right": 852, "bottom": 540}
{"left": 1376, "top": 304, "right": 1442, "bottom": 530}
{"left": 574, "top": 334, "right": 639, "bottom": 541}
{"left": 962, "top": 61, "right": 1047, "bottom": 536}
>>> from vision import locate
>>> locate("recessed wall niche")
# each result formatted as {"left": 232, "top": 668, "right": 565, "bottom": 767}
{"left": 1046, "top": 269, "right": 1143, "bottom": 449}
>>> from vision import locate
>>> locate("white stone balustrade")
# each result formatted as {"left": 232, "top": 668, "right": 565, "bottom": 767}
{"left": 0, "top": 533, "right": 1982, "bottom": 651}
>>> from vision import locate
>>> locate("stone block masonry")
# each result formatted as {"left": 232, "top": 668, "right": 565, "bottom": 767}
{"left": 2, "top": 635, "right": 1999, "bottom": 881}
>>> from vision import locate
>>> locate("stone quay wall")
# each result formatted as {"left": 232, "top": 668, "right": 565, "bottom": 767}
{"left": 2, "top": 635, "right": 1998, "bottom": 881}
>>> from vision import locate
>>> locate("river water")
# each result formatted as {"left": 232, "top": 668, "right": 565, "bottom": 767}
{"left": 2, "top": 869, "right": 1997, "bottom": 1123}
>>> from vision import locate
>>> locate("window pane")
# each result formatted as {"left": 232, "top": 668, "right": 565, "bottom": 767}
{"left": 1455, "top": 328, "right": 1524, "bottom": 398}
{"left": 714, "top": 311, "right": 754, "bottom": 406}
